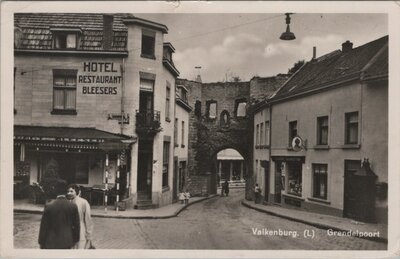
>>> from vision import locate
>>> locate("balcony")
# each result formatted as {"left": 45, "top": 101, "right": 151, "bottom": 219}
{"left": 135, "top": 110, "right": 162, "bottom": 136}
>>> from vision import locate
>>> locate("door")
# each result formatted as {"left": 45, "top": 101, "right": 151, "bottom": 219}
{"left": 139, "top": 91, "right": 153, "bottom": 125}
{"left": 173, "top": 157, "right": 178, "bottom": 202}
{"left": 343, "top": 160, "right": 361, "bottom": 219}
{"left": 137, "top": 139, "right": 153, "bottom": 199}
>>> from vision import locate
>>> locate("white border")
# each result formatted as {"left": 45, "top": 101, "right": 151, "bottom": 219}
{"left": 1, "top": 1, "right": 399, "bottom": 258}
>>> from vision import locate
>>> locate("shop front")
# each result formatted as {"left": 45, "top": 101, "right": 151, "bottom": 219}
{"left": 14, "top": 125, "right": 136, "bottom": 207}
{"left": 272, "top": 156, "right": 305, "bottom": 207}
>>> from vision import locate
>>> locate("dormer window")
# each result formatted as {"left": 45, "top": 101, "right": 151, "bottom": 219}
{"left": 51, "top": 28, "right": 81, "bottom": 50}
{"left": 55, "top": 33, "right": 77, "bottom": 49}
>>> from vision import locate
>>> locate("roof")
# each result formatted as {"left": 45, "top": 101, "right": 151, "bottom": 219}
{"left": 272, "top": 36, "right": 388, "bottom": 101}
{"left": 14, "top": 125, "right": 132, "bottom": 141}
{"left": 14, "top": 13, "right": 129, "bottom": 51}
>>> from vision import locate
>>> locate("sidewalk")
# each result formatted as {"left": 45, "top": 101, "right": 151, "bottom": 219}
{"left": 14, "top": 195, "right": 217, "bottom": 219}
{"left": 242, "top": 199, "right": 387, "bottom": 243}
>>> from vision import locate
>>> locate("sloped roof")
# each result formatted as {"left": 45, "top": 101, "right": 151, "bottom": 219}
{"left": 14, "top": 13, "right": 130, "bottom": 51}
{"left": 14, "top": 125, "right": 131, "bottom": 141}
{"left": 272, "top": 36, "right": 388, "bottom": 101}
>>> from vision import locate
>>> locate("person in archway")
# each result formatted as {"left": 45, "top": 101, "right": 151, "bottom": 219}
{"left": 224, "top": 180, "right": 229, "bottom": 196}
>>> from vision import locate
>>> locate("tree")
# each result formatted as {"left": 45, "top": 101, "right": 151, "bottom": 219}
{"left": 288, "top": 60, "right": 305, "bottom": 75}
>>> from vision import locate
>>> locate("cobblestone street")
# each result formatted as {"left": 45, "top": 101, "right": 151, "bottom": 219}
{"left": 14, "top": 189, "right": 386, "bottom": 250}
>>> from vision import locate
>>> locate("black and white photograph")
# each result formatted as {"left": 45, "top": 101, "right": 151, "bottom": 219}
{"left": 1, "top": 1, "right": 399, "bottom": 258}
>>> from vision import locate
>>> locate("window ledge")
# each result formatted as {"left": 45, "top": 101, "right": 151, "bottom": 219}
{"left": 162, "top": 186, "right": 170, "bottom": 193}
{"left": 314, "top": 145, "right": 329, "bottom": 150}
{"left": 261, "top": 145, "right": 270, "bottom": 149}
{"left": 174, "top": 144, "right": 179, "bottom": 147}
{"left": 181, "top": 144, "right": 185, "bottom": 148}
{"left": 141, "top": 54, "right": 156, "bottom": 60}
{"left": 165, "top": 117, "right": 171, "bottom": 123}
{"left": 255, "top": 145, "right": 260, "bottom": 149}
{"left": 51, "top": 109, "right": 77, "bottom": 115}
{"left": 341, "top": 144, "right": 360, "bottom": 149}
{"left": 282, "top": 193, "right": 305, "bottom": 201}
{"left": 307, "top": 197, "right": 331, "bottom": 205}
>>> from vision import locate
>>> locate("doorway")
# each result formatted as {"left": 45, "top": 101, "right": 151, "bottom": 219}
{"left": 137, "top": 139, "right": 153, "bottom": 200}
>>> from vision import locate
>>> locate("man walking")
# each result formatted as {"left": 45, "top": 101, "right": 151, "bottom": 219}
{"left": 67, "top": 184, "right": 94, "bottom": 249}
{"left": 38, "top": 183, "right": 80, "bottom": 249}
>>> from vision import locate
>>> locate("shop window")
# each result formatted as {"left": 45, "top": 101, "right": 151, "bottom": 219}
{"left": 288, "top": 120, "right": 298, "bottom": 146}
{"left": 165, "top": 85, "right": 171, "bottom": 121}
{"left": 54, "top": 32, "right": 78, "bottom": 49}
{"left": 162, "top": 141, "right": 170, "bottom": 187}
{"left": 313, "top": 164, "right": 327, "bottom": 199}
{"left": 265, "top": 121, "right": 270, "bottom": 146}
{"left": 317, "top": 116, "right": 329, "bottom": 145}
{"left": 206, "top": 101, "right": 217, "bottom": 119}
{"left": 141, "top": 29, "right": 156, "bottom": 59}
{"left": 345, "top": 112, "right": 359, "bottom": 144}
{"left": 287, "top": 162, "right": 302, "bottom": 196}
{"left": 52, "top": 69, "right": 77, "bottom": 115}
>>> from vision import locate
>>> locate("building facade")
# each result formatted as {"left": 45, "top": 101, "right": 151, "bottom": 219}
{"left": 251, "top": 36, "right": 388, "bottom": 223}
{"left": 14, "top": 13, "right": 182, "bottom": 209}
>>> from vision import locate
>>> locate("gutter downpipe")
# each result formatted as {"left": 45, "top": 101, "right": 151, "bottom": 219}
{"left": 120, "top": 58, "right": 125, "bottom": 135}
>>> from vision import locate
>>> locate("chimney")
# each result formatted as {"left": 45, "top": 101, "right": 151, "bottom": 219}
{"left": 342, "top": 40, "right": 353, "bottom": 53}
{"left": 103, "top": 14, "right": 114, "bottom": 50}
{"left": 312, "top": 46, "right": 317, "bottom": 59}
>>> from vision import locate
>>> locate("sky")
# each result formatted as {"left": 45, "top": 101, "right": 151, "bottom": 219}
{"left": 137, "top": 13, "right": 387, "bottom": 83}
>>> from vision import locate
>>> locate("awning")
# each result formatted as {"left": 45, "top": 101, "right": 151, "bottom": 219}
{"left": 14, "top": 125, "right": 137, "bottom": 151}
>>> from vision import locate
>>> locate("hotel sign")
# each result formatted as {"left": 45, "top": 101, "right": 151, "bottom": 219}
{"left": 79, "top": 62, "right": 122, "bottom": 95}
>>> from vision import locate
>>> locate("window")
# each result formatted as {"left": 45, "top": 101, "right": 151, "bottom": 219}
{"left": 178, "top": 86, "right": 188, "bottom": 103}
{"left": 236, "top": 100, "right": 247, "bottom": 117}
{"left": 289, "top": 121, "right": 298, "bottom": 146}
{"left": 207, "top": 101, "right": 217, "bottom": 119}
{"left": 317, "top": 116, "right": 329, "bottom": 145}
{"left": 260, "top": 123, "right": 264, "bottom": 146}
{"left": 174, "top": 118, "right": 178, "bottom": 146}
{"left": 54, "top": 33, "right": 77, "bottom": 49}
{"left": 181, "top": 121, "right": 185, "bottom": 147}
{"left": 162, "top": 141, "right": 170, "bottom": 187}
{"left": 256, "top": 124, "right": 260, "bottom": 147}
{"left": 141, "top": 29, "right": 156, "bottom": 58}
{"left": 52, "top": 69, "right": 77, "bottom": 114}
{"left": 265, "top": 121, "right": 270, "bottom": 146}
{"left": 345, "top": 112, "right": 359, "bottom": 144}
{"left": 165, "top": 85, "right": 170, "bottom": 121}
{"left": 287, "top": 162, "right": 302, "bottom": 196}
{"left": 313, "top": 164, "right": 328, "bottom": 199}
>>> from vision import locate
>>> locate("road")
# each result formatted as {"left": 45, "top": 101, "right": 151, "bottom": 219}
{"left": 14, "top": 189, "right": 386, "bottom": 250}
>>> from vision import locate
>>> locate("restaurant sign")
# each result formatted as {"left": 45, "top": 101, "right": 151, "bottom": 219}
{"left": 79, "top": 62, "right": 122, "bottom": 95}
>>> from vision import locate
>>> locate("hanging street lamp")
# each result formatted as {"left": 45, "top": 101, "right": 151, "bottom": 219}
{"left": 280, "top": 13, "right": 296, "bottom": 40}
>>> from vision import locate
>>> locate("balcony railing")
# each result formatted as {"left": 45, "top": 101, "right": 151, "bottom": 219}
{"left": 135, "top": 110, "right": 162, "bottom": 135}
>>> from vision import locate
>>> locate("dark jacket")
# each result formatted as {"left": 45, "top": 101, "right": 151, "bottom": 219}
{"left": 38, "top": 196, "right": 80, "bottom": 249}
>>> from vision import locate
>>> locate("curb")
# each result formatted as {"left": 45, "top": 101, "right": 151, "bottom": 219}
{"left": 241, "top": 200, "right": 387, "bottom": 244}
{"left": 14, "top": 195, "right": 218, "bottom": 220}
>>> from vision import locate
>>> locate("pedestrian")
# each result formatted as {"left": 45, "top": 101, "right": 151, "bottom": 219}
{"left": 184, "top": 189, "right": 190, "bottom": 204}
{"left": 224, "top": 180, "right": 229, "bottom": 197}
{"left": 220, "top": 181, "right": 225, "bottom": 197}
{"left": 254, "top": 183, "right": 261, "bottom": 204}
{"left": 67, "top": 184, "right": 94, "bottom": 249}
{"left": 38, "top": 182, "right": 80, "bottom": 249}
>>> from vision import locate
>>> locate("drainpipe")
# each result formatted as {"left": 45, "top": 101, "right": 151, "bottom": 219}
{"left": 120, "top": 58, "right": 125, "bottom": 135}
{"left": 268, "top": 103, "right": 273, "bottom": 203}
